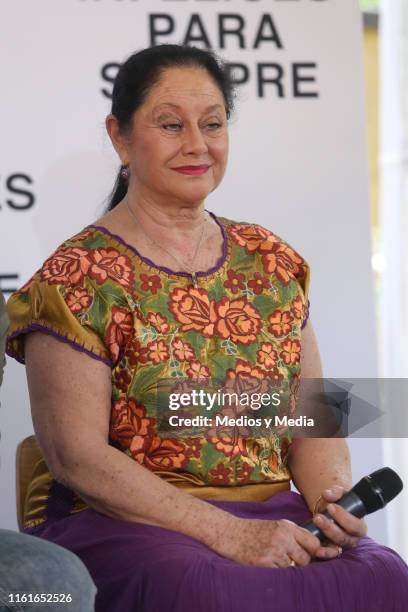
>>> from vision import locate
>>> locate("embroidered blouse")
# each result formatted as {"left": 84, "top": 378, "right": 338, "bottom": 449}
{"left": 6, "top": 211, "right": 310, "bottom": 527}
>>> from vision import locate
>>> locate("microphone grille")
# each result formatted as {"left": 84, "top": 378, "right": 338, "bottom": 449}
{"left": 353, "top": 467, "right": 403, "bottom": 513}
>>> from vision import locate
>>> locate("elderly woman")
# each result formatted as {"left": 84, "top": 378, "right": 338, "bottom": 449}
{"left": 6, "top": 44, "right": 408, "bottom": 611}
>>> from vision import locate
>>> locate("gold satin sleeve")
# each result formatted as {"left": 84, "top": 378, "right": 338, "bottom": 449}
{"left": 5, "top": 277, "right": 111, "bottom": 365}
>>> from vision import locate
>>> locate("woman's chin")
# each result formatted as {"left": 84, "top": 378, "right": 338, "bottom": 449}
{"left": 166, "top": 185, "right": 214, "bottom": 204}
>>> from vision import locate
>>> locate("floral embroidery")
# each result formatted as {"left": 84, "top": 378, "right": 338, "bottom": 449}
{"left": 215, "top": 297, "right": 261, "bottom": 344}
{"left": 131, "top": 435, "right": 188, "bottom": 471}
{"left": 208, "top": 463, "right": 232, "bottom": 485}
{"left": 291, "top": 296, "right": 304, "bottom": 320}
{"left": 42, "top": 247, "right": 91, "bottom": 286}
{"left": 105, "top": 307, "right": 134, "bottom": 363}
{"left": 267, "top": 310, "right": 294, "bottom": 337}
{"left": 65, "top": 287, "right": 92, "bottom": 313}
{"left": 6, "top": 215, "right": 310, "bottom": 494}
{"left": 109, "top": 398, "right": 156, "bottom": 448}
{"left": 140, "top": 273, "right": 162, "bottom": 294}
{"left": 280, "top": 339, "right": 301, "bottom": 365}
{"left": 256, "top": 343, "right": 278, "bottom": 370}
{"left": 223, "top": 269, "right": 246, "bottom": 294}
{"left": 125, "top": 339, "right": 150, "bottom": 366}
{"left": 147, "top": 312, "right": 170, "bottom": 333}
{"left": 171, "top": 337, "right": 195, "bottom": 362}
{"left": 146, "top": 339, "right": 170, "bottom": 364}
{"left": 260, "top": 244, "right": 305, "bottom": 285}
{"left": 88, "top": 248, "right": 134, "bottom": 289}
{"left": 186, "top": 360, "right": 210, "bottom": 379}
{"left": 168, "top": 287, "right": 217, "bottom": 336}
{"left": 247, "top": 272, "right": 271, "bottom": 294}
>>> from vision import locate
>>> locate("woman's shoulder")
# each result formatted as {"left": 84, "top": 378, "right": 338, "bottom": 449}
{"left": 218, "top": 214, "right": 302, "bottom": 253}
{"left": 5, "top": 224, "right": 128, "bottom": 367}
{"left": 24, "top": 224, "right": 135, "bottom": 295}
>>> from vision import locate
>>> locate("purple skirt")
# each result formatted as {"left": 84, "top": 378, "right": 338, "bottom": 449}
{"left": 24, "top": 490, "right": 408, "bottom": 612}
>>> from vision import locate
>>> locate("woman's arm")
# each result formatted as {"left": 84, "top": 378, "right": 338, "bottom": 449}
{"left": 24, "top": 330, "right": 326, "bottom": 568}
{"left": 24, "top": 332, "right": 234, "bottom": 549}
{"left": 288, "top": 319, "right": 352, "bottom": 513}
{"left": 288, "top": 320, "right": 367, "bottom": 553}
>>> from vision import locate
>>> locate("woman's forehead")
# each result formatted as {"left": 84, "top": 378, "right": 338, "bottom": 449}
{"left": 147, "top": 68, "right": 224, "bottom": 108}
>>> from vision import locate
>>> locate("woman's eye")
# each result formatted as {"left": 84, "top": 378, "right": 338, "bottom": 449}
{"left": 162, "top": 123, "right": 223, "bottom": 131}
{"left": 162, "top": 123, "right": 182, "bottom": 131}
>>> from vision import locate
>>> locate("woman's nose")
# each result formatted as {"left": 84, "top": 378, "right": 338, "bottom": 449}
{"left": 181, "top": 125, "right": 208, "bottom": 155}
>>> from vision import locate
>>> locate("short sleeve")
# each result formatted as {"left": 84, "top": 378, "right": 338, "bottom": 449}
{"left": 6, "top": 272, "right": 112, "bottom": 367}
{"left": 266, "top": 226, "right": 311, "bottom": 330}
{"left": 297, "top": 257, "right": 310, "bottom": 330}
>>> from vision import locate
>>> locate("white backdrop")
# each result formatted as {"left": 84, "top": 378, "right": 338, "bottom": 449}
{"left": 0, "top": 0, "right": 386, "bottom": 546}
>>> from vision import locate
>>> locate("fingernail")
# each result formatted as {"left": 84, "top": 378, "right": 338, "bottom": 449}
{"left": 327, "top": 504, "right": 336, "bottom": 514}
{"left": 324, "top": 488, "right": 333, "bottom": 495}
{"left": 315, "top": 514, "right": 324, "bottom": 524}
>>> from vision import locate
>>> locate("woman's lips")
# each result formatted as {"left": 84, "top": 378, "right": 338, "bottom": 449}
{"left": 173, "top": 165, "right": 210, "bottom": 175}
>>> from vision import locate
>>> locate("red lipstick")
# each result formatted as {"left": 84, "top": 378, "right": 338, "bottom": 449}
{"left": 173, "top": 165, "right": 210, "bottom": 175}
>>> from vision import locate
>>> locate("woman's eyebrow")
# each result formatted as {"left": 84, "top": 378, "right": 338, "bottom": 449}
{"left": 153, "top": 103, "right": 223, "bottom": 115}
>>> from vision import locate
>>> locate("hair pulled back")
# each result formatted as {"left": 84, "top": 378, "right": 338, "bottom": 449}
{"left": 105, "top": 44, "right": 237, "bottom": 211}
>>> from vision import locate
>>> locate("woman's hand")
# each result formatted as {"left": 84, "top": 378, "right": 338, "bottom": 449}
{"left": 215, "top": 516, "right": 321, "bottom": 568}
{"left": 312, "top": 484, "right": 368, "bottom": 560}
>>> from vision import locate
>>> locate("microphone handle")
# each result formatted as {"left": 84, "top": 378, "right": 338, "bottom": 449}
{"left": 302, "top": 491, "right": 367, "bottom": 541}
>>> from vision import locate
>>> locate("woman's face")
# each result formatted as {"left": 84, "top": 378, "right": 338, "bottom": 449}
{"left": 119, "top": 66, "right": 229, "bottom": 205}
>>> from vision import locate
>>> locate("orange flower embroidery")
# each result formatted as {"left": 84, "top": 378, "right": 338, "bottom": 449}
{"left": 42, "top": 247, "right": 91, "bottom": 286}
{"left": 206, "top": 409, "right": 248, "bottom": 459}
{"left": 186, "top": 360, "right": 210, "bottom": 379}
{"left": 229, "top": 223, "right": 279, "bottom": 254}
{"left": 280, "top": 339, "right": 301, "bottom": 365}
{"left": 130, "top": 436, "right": 188, "bottom": 471}
{"left": 223, "top": 359, "right": 269, "bottom": 412}
{"left": 65, "top": 287, "right": 92, "bottom": 313}
{"left": 257, "top": 343, "right": 278, "bottom": 370}
{"left": 147, "top": 312, "right": 170, "bottom": 333}
{"left": 109, "top": 399, "right": 155, "bottom": 449}
{"left": 88, "top": 248, "right": 134, "bottom": 289}
{"left": 147, "top": 339, "right": 169, "bottom": 364}
{"left": 216, "top": 297, "right": 261, "bottom": 344}
{"left": 261, "top": 244, "right": 305, "bottom": 285}
{"left": 168, "top": 287, "right": 217, "bottom": 337}
{"left": 171, "top": 337, "right": 195, "bottom": 362}
{"left": 105, "top": 306, "right": 134, "bottom": 363}
{"left": 267, "top": 309, "right": 294, "bottom": 337}
{"left": 291, "top": 296, "right": 304, "bottom": 320}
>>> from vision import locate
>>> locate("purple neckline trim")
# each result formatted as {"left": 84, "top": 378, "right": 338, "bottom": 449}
{"left": 6, "top": 323, "right": 113, "bottom": 368}
{"left": 87, "top": 209, "right": 229, "bottom": 278}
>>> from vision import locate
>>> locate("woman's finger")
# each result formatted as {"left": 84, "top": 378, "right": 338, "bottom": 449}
{"left": 312, "top": 513, "right": 359, "bottom": 548}
{"left": 314, "top": 542, "right": 344, "bottom": 560}
{"left": 325, "top": 504, "right": 368, "bottom": 538}
{"left": 287, "top": 544, "right": 312, "bottom": 567}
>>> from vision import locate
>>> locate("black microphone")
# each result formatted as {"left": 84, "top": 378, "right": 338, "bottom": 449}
{"left": 302, "top": 467, "right": 403, "bottom": 542}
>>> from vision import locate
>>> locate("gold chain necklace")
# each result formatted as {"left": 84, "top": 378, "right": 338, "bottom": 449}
{"left": 125, "top": 198, "right": 208, "bottom": 288}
